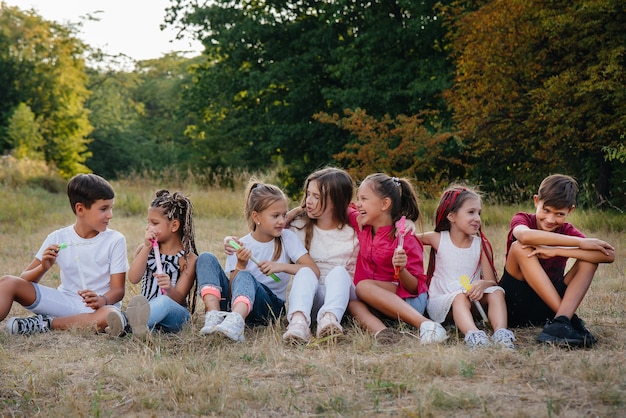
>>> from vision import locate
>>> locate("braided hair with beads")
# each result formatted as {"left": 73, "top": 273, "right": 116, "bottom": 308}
{"left": 150, "top": 190, "right": 198, "bottom": 313}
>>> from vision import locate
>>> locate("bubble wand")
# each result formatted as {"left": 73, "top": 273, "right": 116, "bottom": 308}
{"left": 59, "top": 242, "right": 92, "bottom": 250}
{"left": 150, "top": 238, "right": 166, "bottom": 294}
{"left": 229, "top": 240, "right": 281, "bottom": 282}
{"left": 394, "top": 216, "right": 406, "bottom": 279}
{"left": 74, "top": 256, "right": 87, "bottom": 290}
{"left": 460, "top": 275, "right": 489, "bottom": 324}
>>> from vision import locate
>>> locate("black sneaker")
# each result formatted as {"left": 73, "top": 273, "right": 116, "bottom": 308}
{"left": 570, "top": 314, "right": 597, "bottom": 347}
{"left": 536, "top": 316, "right": 584, "bottom": 347}
{"left": 6, "top": 314, "right": 52, "bottom": 335}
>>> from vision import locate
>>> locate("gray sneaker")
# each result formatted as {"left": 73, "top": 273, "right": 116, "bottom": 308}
{"left": 201, "top": 311, "right": 228, "bottom": 335}
{"left": 7, "top": 314, "right": 52, "bottom": 335}
{"left": 106, "top": 309, "right": 129, "bottom": 337}
{"left": 465, "top": 330, "right": 491, "bottom": 349}
{"left": 125, "top": 295, "right": 151, "bottom": 337}
{"left": 214, "top": 312, "right": 245, "bottom": 342}
{"left": 492, "top": 328, "right": 516, "bottom": 349}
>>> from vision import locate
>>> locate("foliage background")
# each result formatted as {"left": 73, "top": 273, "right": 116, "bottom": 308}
{"left": 1, "top": 0, "right": 625, "bottom": 207}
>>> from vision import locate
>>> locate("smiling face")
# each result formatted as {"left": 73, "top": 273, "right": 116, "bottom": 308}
{"left": 533, "top": 196, "right": 572, "bottom": 232}
{"left": 76, "top": 198, "right": 114, "bottom": 237}
{"left": 252, "top": 198, "right": 288, "bottom": 241}
{"left": 355, "top": 180, "right": 390, "bottom": 229}
{"left": 447, "top": 197, "right": 482, "bottom": 237}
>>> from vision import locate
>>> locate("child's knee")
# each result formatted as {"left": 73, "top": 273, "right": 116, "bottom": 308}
{"left": 508, "top": 241, "right": 532, "bottom": 258}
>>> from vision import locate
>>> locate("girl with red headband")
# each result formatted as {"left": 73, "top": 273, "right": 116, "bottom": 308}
{"left": 420, "top": 185, "right": 515, "bottom": 349}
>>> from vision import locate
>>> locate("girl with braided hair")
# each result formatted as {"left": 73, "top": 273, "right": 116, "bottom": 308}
{"left": 420, "top": 185, "right": 515, "bottom": 349}
{"left": 106, "top": 190, "right": 197, "bottom": 336}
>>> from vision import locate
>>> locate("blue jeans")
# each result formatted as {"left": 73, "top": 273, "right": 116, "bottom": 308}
{"left": 196, "top": 252, "right": 285, "bottom": 325}
{"left": 405, "top": 292, "right": 428, "bottom": 315}
{"left": 196, "top": 252, "right": 231, "bottom": 311}
{"left": 148, "top": 295, "right": 190, "bottom": 333}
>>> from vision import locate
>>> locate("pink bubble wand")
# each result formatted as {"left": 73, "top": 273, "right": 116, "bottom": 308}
{"left": 150, "top": 238, "right": 166, "bottom": 294}
{"left": 394, "top": 216, "right": 406, "bottom": 279}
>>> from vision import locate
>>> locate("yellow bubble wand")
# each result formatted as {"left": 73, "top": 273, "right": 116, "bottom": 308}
{"left": 460, "top": 275, "right": 489, "bottom": 324}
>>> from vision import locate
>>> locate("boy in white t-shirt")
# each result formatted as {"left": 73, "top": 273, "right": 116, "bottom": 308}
{"left": 0, "top": 174, "right": 128, "bottom": 335}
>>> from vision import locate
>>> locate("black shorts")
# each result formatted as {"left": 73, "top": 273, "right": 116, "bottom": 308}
{"left": 500, "top": 269, "right": 567, "bottom": 327}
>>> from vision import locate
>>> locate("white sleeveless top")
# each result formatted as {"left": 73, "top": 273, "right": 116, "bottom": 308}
{"left": 427, "top": 231, "right": 502, "bottom": 323}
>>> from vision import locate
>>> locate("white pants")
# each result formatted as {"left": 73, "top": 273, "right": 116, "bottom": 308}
{"left": 287, "top": 266, "right": 355, "bottom": 325}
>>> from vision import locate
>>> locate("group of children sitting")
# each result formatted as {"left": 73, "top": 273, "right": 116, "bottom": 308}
{"left": 0, "top": 171, "right": 615, "bottom": 349}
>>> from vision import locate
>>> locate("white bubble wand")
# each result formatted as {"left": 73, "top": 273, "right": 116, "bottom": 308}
{"left": 74, "top": 256, "right": 87, "bottom": 290}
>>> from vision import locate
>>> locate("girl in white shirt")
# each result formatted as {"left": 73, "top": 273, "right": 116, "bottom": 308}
{"left": 282, "top": 167, "right": 359, "bottom": 343}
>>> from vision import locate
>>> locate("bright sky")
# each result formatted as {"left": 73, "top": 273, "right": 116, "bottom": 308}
{"left": 4, "top": 0, "right": 203, "bottom": 61}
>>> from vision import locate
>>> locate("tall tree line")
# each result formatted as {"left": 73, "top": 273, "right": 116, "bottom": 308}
{"left": 1, "top": 1, "right": 624, "bottom": 207}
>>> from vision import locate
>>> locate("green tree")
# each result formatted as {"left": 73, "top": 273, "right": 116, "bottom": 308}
{"left": 445, "top": 0, "right": 626, "bottom": 206}
{"left": 6, "top": 102, "right": 44, "bottom": 160}
{"left": 167, "top": 0, "right": 452, "bottom": 192}
{"left": 317, "top": 108, "right": 464, "bottom": 197}
{"left": 0, "top": 4, "right": 92, "bottom": 177}
{"left": 85, "top": 53, "right": 200, "bottom": 178}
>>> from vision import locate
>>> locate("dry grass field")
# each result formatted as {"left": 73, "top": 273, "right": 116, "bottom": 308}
{"left": 0, "top": 176, "right": 624, "bottom": 417}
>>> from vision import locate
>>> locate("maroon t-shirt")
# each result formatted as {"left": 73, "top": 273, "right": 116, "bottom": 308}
{"left": 505, "top": 212, "right": 585, "bottom": 283}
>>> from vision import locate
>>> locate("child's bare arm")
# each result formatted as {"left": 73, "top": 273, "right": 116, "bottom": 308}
{"left": 128, "top": 244, "right": 150, "bottom": 284}
{"left": 416, "top": 231, "right": 440, "bottom": 250}
{"left": 167, "top": 253, "right": 197, "bottom": 305}
{"left": 513, "top": 225, "right": 613, "bottom": 256}
{"left": 20, "top": 244, "right": 62, "bottom": 282}
{"left": 106, "top": 272, "right": 126, "bottom": 306}
{"left": 525, "top": 245, "right": 615, "bottom": 264}
{"left": 285, "top": 206, "right": 304, "bottom": 225}
{"left": 259, "top": 253, "right": 320, "bottom": 278}
{"left": 479, "top": 250, "right": 498, "bottom": 285}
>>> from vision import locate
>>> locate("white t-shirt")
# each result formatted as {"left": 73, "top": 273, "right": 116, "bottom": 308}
{"left": 36, "top": 225, "right": 128, "bottom": 298}
{"left": 290, "top": 220, "right": 358, "bottom": 285}
{"left": 225, "top": 229, "right": 308, "bottom": 301}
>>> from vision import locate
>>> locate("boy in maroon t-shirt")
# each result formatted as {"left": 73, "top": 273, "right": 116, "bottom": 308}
{"left": 500, "top": 174, "right": 614, "bottom": 347}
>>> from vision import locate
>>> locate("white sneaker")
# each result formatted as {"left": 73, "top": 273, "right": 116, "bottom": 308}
{"left": 214, "top": 312, "right": 245, "bottom": 342}
{"left": 419, "top": 321, "right": 448, "bottom": 345}
{"left": 316, "top": 312, "right": 343, "bottom": 339}
{"left": 106, "top": 309, "right": 129, "bottom": 337}
{"left": 465, "top": 330, "right": 491, "bottom": 349}
{"left": 283, "top": 319, "right": 311, "bottom": 343}
{"left": 126, "top": 295, "right": 150, "bottom": 337}
{"left": 492, "top": 328, "right": 516, "bottom": 349}
{"left": 201, "top": 311, "right": 227, "bottom": 335}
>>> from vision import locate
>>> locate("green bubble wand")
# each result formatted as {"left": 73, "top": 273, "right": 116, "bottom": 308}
{"left": 229, "top": 240, "right": 281, "bottom": 282}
